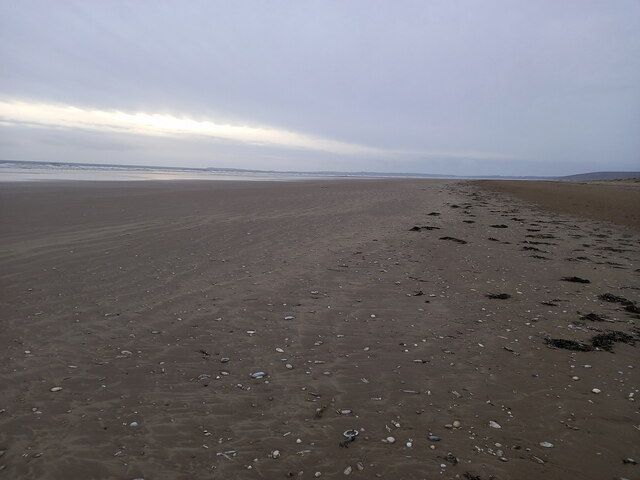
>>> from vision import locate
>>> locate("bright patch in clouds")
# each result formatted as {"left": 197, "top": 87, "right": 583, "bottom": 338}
{"left": 0, "top": 100, "right": 380, "bottom": 156}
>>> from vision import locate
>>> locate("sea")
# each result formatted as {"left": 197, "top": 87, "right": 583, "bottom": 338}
{"left": 0, "top": 161, "right": 331, "bottom": 182}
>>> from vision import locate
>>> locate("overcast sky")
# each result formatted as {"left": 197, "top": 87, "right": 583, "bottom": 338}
{"left": 1, "top": 1, "right": 638, "bottom": 175}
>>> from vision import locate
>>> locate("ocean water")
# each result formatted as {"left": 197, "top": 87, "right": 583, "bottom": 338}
{"left": 0, "top": 165, "right": 323, "bottom": 182}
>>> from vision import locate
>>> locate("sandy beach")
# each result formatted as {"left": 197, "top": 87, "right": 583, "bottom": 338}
{"left": 0, "top": 178, "right": 638, "bottom": 480}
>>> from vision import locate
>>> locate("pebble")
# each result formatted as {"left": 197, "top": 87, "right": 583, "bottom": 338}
{"left": 271, "top": 450, "right": 280, "bottom": 459}
{"left": 129, "top": 421, "right": 139, "bottom": 427}
{"left": 275, "top": 348, "right": 285, "bottom": 353}
{"left": 284, "top": 316, "right": 295, "bottom": 320}
{"left": 385, "top": 436, "right": 396, "bottom": 444}
{"left": 339, "top": 409, "right": 352, "bottom": 415}
{"left": 315, "top": 473, "right": 322, "bottom": 478}
{"left": 428, "top": 435, "right": 441, "bottom": 442}
{"left": 250, "top": 372, "right": 266, "bottom": 379}
{"left": 220, "top": 357, "right": 230, "bottom": 363}
{"left": 285, "top": 364, "right": 293, "bottom": 369}
{"left": 539, "top": 441, "right": 554, "bottom": 448}
{"left": 489, "top": 420, "right": 502, "bottom": 429}
{"left": 452, "top": 420, "right": 461, "bottom": 428}
{"left": 592, "top": 388, "right": 601, "bottom": 394}
{"left": 356, "top": 461, "right": 364, "bottom": 471}
{"left": 344, "top": 466, "right": 352, "bottom": 475}
{"left": 49, "top": 387, "right": 63, "bottom": 392}
{"left": 572, "top": 376, "right": 580, "bottom": 381}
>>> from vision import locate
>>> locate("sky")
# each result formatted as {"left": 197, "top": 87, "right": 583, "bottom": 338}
{"left": 1, "top": 1, "right": 639, "bottom": 176}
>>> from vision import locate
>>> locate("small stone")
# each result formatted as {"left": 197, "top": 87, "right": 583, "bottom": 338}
{"left": 129, "top": 421, "right": 139, "bottom": 427}
{"left": 489, "top": 420, "right": 502, "bottom": 429}
{"left": 338, "top": 409, "right": 352, "bottom": 415}
{"left": 49, "top": 387, "right": 63, "bottom": 392}
{"left": 271, "top": 449, "right": 280, "bottom": 459}
{"left": 284, "top": 316, "right": 295, "bottom": 320}
{"left": 356, "top": 461, "right": 364, "bottom": 471}
{"left": 276, "top": 348, "right": 285, "bottom": 353}
{"left": 250, "top": 372, "right": 266, "bottom": 379}
{"left": 385, "top": 436, "right": 396, "bottom": 444}
{"left": 285, "top": 364, "right": 293, "bottom": 369}
{"left": 592, "top": 388, "right": 601, "bottom": 394}
{"left": 539, "top": 441, "right": 554, "bottom": 448}
{"left": 344, "top": 466, "right": 352, "bottom": 475}
{"left": 314, "top": 473, "right": 322, "bottom": 478}
{"left": 428, "top": 435, "right": 441, "bottom": 442}
{"left": 452, "top": 420, "right": 461, "bottom": 428}
{"left": 220, "top": 357, "right": 230, "bottom": 363}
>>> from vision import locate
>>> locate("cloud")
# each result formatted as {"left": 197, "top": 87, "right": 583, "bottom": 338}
{"left": 0, "top": 99, "right": 381, "bottom": 156}
{"left": 0, "top": 99, "right": 524, "bottom": 168}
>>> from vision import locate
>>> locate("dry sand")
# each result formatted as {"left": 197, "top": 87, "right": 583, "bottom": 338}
{"left": 477, "top": 179, "right": 640, "bottom": 231}
{"left": 0, "top": 179, "right": 638, "bottom": 480}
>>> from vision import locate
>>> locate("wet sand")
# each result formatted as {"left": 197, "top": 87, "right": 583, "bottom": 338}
{"left": 0, "top": 179, "right": 638, "bottom": 479}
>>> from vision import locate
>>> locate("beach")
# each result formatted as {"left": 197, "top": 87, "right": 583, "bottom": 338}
{"left": 0, "top": 178, "right": 638, "bottom": 479}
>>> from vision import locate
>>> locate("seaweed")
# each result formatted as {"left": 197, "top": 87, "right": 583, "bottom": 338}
{"left": 562, "top": 276, "right": 590, "bottom": 283}
{"left": 545, "top": 338, "right": 592, "bottom": 351}
{"left": 591, "top": 331, "right": 635, "bottom": 352}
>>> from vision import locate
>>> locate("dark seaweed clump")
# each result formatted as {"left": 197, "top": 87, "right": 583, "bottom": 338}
{"left": 546, "top": 330, "right": 636, "bottom": 353}
{"left": 598, "top": 293, "right": 640, "bottom": 315}
{"left": 599, "top": 293, "right": 629, "bottom": 303}
{"left": 625, "top": 304, "right": 640, "bottom": 314}
{"left": 562, "top": 276, "right": 590, "bottom": 283}
{"left": 545, "top": 338, "right": 592, "bottom": 351}
{"left": 486, "top": 293, "right": 511, "bottom": 300}
{"left": 591, "top": 331, "right": 635, "bottom": 352}
{"left": 580, "top": 313, "right": 605, "bottom": 322}
{"left": 440, "top": 236, "right": 468, "bottom": 244}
